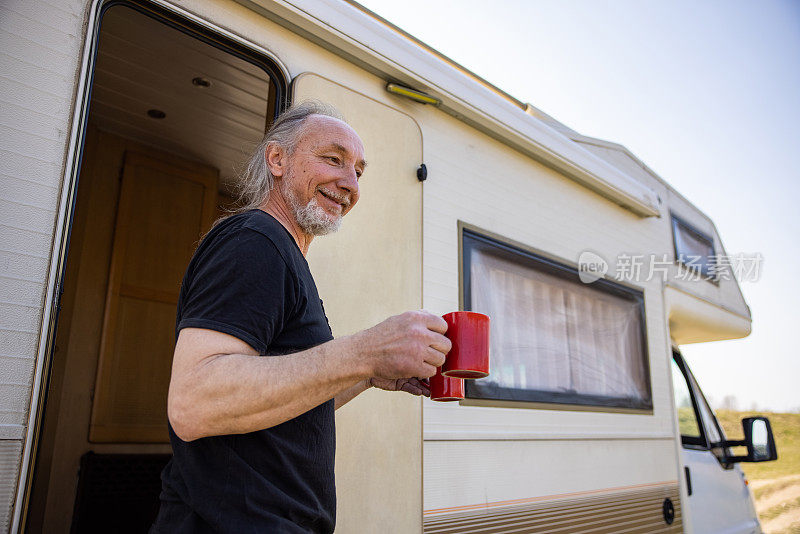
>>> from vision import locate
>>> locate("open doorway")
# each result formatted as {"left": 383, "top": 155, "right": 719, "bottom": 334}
{"left": 26, "top": 3, "right": 285, "bottom": 531}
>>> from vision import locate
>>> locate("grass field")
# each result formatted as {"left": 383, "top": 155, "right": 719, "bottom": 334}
{"left": 716, "top": 410, "right": 800, "bottom": 533}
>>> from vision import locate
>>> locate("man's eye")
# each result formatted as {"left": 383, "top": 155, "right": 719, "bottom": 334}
{"left": 327, "top": 156, "right": 340, "bottom": 164}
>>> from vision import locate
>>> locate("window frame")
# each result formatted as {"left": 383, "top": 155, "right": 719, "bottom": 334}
{"left": 671, "top": 353, "right": 708, "bottom": 449}
{"left": 670, "top": 213, "right": 717, "bottom": 280}
{"left": 673, "top": 352, "right": 734, "bottom": 466}
{"left": 460, "top": 226, "right": 653, "bottom": 411}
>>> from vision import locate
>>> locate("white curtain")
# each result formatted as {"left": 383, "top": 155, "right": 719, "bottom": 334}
{"left": 470, "top": 249, "right": 648, "bottom": 403}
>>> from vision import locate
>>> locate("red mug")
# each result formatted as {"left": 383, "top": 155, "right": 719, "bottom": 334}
{"left": 429, "top": 366, "right": 464, "bottom": 401}
{"left": 442, "top": 311, "right": 490, "bottom": 379}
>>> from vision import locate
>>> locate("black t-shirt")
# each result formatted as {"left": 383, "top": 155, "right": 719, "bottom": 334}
{"left": 152, "top": 209, "right": 336, "bottom": 533}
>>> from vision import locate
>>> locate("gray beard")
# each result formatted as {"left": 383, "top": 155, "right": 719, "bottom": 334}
{"left": 281, "top": 180, "right": 342, "bottom": 236}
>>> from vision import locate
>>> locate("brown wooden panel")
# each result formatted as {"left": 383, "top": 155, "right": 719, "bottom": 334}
{"left": 119, "top": 284, "right": 179, "bottom": 305}
{"left": 91, "top": 297, "right": 176, "bottom": 441}
{"left": 109, "top": 297, "right": 176, "bottom": 424}
{"left": 90, "top": 150, "right": 217, "bottom": 443}
{"left": 119, "top": 154, "right": 212, "bottom": 293}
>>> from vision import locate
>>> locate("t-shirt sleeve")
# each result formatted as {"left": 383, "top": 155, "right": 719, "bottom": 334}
{"left": 177, "top": 228, "right": 298, "bottom": 354}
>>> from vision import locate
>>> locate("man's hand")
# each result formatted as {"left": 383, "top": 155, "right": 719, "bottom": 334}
{"left": 369, "top": 377, "right": 430, "bottom": 396}
{"left": 351, "top": 311, "right": 451, "bottom": 381}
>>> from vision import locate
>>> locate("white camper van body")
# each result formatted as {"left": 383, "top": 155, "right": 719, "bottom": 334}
{"left": 0, "top": 0, "right": 764, "bottom": 532}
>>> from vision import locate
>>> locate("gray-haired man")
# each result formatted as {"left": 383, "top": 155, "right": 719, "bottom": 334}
{"left": 151, "top": 102, "right": 450, "bottom": 533}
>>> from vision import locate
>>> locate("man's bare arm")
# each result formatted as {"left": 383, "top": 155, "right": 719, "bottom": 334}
{"left": 333, "top": 376, "right": 432, "bottom": 410}
{"left": 168, "top": 311, "right": 449, "bottom": 441}
{"left": 333, "top": 380, "right": 371, "bottom": 410}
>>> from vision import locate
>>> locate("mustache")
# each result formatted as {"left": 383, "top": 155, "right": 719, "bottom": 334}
{"left": 318, "top": 187, "right": 352, "bottom": 208}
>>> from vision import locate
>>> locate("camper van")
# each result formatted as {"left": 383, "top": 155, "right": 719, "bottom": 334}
{"left": 0, "top": 0, "right": 778, "bottom": 532}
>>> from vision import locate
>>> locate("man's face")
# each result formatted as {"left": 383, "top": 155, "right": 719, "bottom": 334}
{"left": 279, "top": 115, "right": 366, "bottom": 236}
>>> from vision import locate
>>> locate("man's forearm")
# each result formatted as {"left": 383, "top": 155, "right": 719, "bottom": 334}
{"left": 168, "top": 311, "right": 449, "bottom": 441}
{"left": 168, "top": 330, "right": 370, "bottom": 441}
{"left": 334, "top": 379, "right": 371, "bottom": 410}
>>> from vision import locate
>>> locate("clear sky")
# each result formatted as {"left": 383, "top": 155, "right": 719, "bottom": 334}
{"left": 356, "top": 0, "right": 800, "bottom": 412}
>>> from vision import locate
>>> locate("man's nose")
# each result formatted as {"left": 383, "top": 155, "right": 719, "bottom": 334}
{"left": 336, "top": 167, "right": 360, "bottom": 195}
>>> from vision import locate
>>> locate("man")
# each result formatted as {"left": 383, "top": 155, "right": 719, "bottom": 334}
{"left": 151, "top": 102, "right": 451, "bottom": 533}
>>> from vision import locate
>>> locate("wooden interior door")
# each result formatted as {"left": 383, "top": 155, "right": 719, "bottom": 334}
{"left": 89, "top": 151, "right": 218, "bottom": 442}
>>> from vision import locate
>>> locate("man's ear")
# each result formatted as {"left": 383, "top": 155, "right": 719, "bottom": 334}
{"left": 265, "top": 143, "right": 286, "bottom": 178}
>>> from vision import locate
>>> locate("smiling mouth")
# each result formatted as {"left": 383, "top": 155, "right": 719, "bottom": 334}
{"left": 317, "top": 188, "right": 350, "bottom": 210}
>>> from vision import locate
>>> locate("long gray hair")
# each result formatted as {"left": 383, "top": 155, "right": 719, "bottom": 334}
{"left": 232, "top": 101, "right": 345, "bottom": 214}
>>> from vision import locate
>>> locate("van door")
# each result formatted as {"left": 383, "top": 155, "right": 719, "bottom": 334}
{"left": 292, "top": 73, "right": 424, "bottom": 533}
{"left": 671, "top": 352, "right": 760, "bottom": 533}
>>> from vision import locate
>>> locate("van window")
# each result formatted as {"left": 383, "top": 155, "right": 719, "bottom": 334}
{"left": 685, "top": 361, "right": 724, "bottom": 445}
{"left": 671, "top": 215, "right": 716, "bottom": 278}
{"left": 671, "top": 358, "right": 703, "bottom": 444}
{"left": 462, "top": 229, "right": 652, "bottom": 410}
